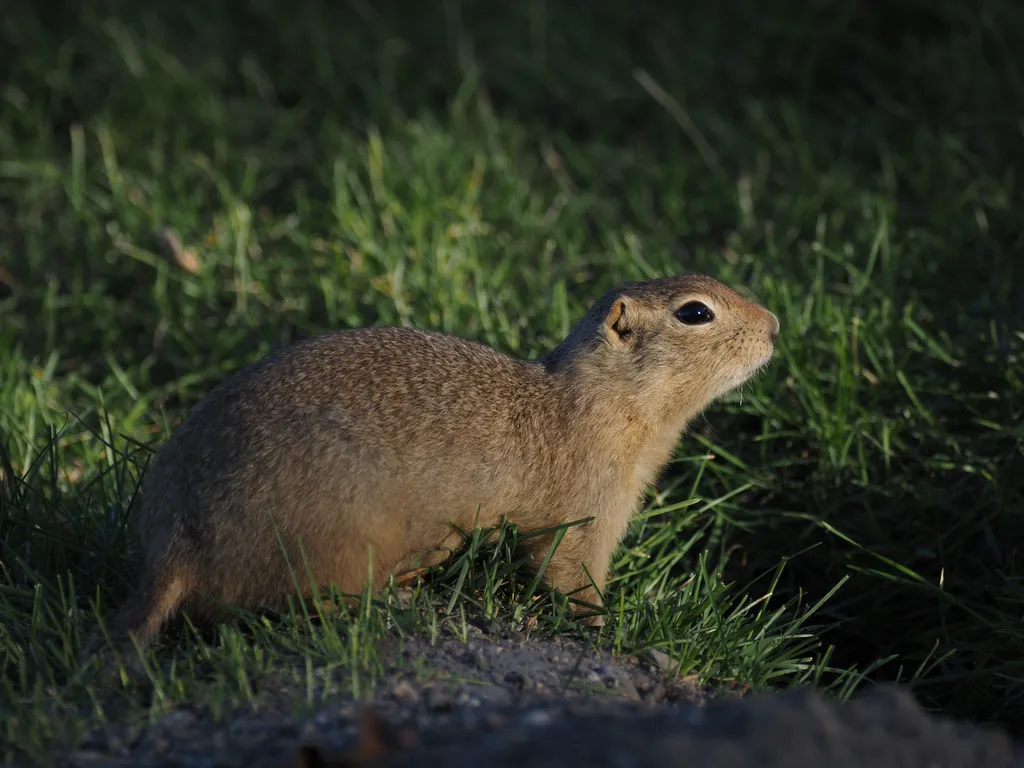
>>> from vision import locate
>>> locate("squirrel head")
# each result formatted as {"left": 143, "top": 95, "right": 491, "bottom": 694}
{"left": 546, "top": 274, "right": 779, "bottom": 426}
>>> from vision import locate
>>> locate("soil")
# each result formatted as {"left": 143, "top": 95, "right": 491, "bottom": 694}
{"left": 30, "top": 625, "right": 1024, "bottom": 768}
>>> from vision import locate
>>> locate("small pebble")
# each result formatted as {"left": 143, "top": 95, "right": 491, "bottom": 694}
{"left": 641, "top": 681, "right": 666, "bottom": 702}
{"left": 425, "top": 684, "right": 455, "bottom": 712}
{"left": 666, "top": 681, "right": 699, "bottom": 704}
{"left": 593, "top": 665, "right": 640, "bottom": 700}
{"left": 391, "top": 678, "right": 421, "bottom": 706}
{"left": 645, "top": 648, "right": 673, "bottom": 672}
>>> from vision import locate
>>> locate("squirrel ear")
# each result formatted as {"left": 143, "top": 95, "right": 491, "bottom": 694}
{"left": 604, "top": 298, "right": 634, "bottom": 343}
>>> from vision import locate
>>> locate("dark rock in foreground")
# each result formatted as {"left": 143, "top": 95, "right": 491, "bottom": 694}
{"left": 301, "top": 685, "right": 1021, "bottom": 768}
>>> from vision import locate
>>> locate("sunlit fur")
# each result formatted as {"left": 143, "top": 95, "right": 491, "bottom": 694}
{"left": 84, "top": 274, "right": 779, "bottom": 671}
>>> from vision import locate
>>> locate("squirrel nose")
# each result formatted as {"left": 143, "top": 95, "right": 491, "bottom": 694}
{"left": 767, "top": 312, "right": 780, "bottom": 342}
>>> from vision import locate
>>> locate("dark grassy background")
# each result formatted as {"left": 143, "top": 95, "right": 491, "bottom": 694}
{"left": 2, "top": 0, "right": 1023, "bottom": 752}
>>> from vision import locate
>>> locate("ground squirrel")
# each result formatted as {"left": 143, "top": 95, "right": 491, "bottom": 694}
{"left": 86, "top": 274, "right": 779, "bottom": 669}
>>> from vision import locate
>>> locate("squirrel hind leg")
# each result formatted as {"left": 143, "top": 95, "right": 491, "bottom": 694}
{"left": 79, "top": 564, "right": 191, "bottom": 680}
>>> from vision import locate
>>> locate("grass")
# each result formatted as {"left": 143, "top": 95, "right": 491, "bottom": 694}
{"left": 2, "top": 0, "right": 1024, "bottom": 761}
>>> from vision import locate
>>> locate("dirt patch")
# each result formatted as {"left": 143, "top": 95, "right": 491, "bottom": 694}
{"left": 51, "top": 626, "right": 710, "bottom": 768}
{"left": 45, "top": 627, "right": 1023, "bottom": 768}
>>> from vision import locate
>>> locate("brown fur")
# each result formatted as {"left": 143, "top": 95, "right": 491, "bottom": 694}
{"left": 83, "top": 275, "right": 779, "bottom": 671}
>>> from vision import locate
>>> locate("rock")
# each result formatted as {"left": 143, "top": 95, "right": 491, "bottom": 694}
{"left": 644, "top": 649, "right": 673, "bottom": 673}
{"left": 639, "top": 681, "right": 666, "bottom": 703}
{"left": 665, "top": 680, "right": 703, "bottom": 706}
{"left": 361, "top": 686, "right": 1023, "bottom": 768}
{"left": 593, "top": 665, "right": 640, "bottom": 700}
{"left": 424, "top": 687, "right": 450, "bottom": 712}
{"left": 391, "top": 679, "right": 421, "bottom": 706}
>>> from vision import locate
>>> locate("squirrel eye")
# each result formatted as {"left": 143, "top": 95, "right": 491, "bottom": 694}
{"left": 675, "top": 301, "right": 715, "bottom": 325}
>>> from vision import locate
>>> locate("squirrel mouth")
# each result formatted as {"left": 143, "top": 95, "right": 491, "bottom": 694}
{"left": 755, "top": 349, "right": 776, "bottom": 373}
{"left": 741, "top": 348, "right": 776, "bottom": 381}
